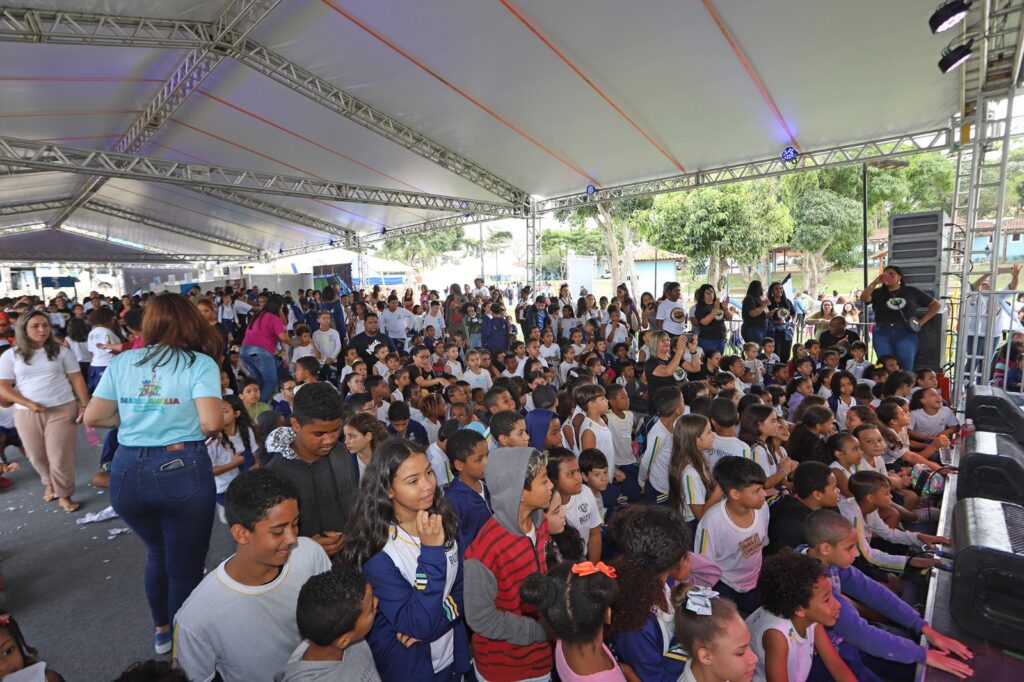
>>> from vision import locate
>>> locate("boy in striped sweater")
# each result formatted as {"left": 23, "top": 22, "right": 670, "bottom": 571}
{"left": 464, "top": 446, "right": 554, "bottom": 682}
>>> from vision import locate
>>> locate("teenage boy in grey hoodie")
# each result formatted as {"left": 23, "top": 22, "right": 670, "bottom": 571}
{"left": 464, "top": 447, "right": 555, "bottom": 681}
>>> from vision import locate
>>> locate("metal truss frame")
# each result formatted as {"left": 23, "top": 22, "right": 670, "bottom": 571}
{"left": 49, "top": 0, "right": 282, "bottom": 229}
{"left": 358, "top": 212, "right": 500, "bottom": 245}
{"left": 0, "top": 198, "right": 67, "bottom": 217}
{"left": 0, "top": 250, "right": 242, "bottom": 265}
{"left": 0, "top": 136, "right": 521, "bottom": 216}
{"left": 959, "top": 0, "right": 1024, "bottom": 107}
{"left": 0, "top": 6, "right": 529, "bottom": 206}
{"left": 184, "top": 186, "right": 356, "bottom": 245}
{"left": 533, "top": 128, "right": 953, "bottom": 214}
{"left": 83, "top": 199, "right": 258, "bottom": 255}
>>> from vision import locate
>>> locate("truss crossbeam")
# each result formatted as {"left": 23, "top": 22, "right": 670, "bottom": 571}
{"left": 358, "top": 212, "right": 498, "bottom": 245}
{"left": 0, "top": 136, "right": 522, "bottom": 216}
{"left": 186, "top": 186, "right": 357, "bottom": 245}
{"left": 0, "top": 198, "right": 67, "bottom": 216}
{"left": 533, "top": 128, "right": 952, "bottom": 214}
{"left": 0, "top": 251, "right": 242, "bottom": 265}
{"left": 83, "top": 199, "right": 258, "bottom": 254}
{"left": 0, "top": 7, "right": 215, "bottom": 47}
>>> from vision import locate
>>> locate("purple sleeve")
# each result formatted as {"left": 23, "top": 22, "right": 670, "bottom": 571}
{"left": 830, "top": 587, "right": 925, "bottom": 664}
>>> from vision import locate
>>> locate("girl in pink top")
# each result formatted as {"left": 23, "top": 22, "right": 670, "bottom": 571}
{"left": 239, "top": 295, "right": 293, "bottom": 403}
{"left": 520, "top": 560, "right": 626, "bottom": 682}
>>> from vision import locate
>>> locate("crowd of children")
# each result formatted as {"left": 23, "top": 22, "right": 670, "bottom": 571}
{"left": 0, "top": 280, "right": 984, "bottom": 681}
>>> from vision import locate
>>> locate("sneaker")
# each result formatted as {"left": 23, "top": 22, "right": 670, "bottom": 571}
{"left": 154, "top": 630, "right": 172, "bottom": 655}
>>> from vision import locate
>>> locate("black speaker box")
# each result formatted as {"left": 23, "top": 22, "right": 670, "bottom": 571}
{"left": 951, "top": 497, "right": 1024, "bottom": 653}
{"left": 965, "top": 385, "right": 1024, "bottom": 445}
{"left": 959, "top": 431, "right": 1024, "bottom": 506}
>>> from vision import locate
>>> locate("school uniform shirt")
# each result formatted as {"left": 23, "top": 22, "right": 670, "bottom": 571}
{"left": 515, "top": 355, "right": 548, "bottom": 378}
{"left": 444, "top": 359, "right": 463, "bottom": 380}
{"left": 380, "top": 308, "right": 413, "bottom": 341}
{"left": 69, "top": 339, "right": 92, "bottom": 364}
{"left": 611, "top": 581, "right": 688, "bottom": 682}
{"left": 705, "top": 434, "right": 751, "bottom": 472}
{"left": 273, "top": 639, "right": 380, "bottom": 682}
{"left": 462, "top": 368, "right": 493, "bottom": 391}
{"left": 656, "top": 299, "right": 689, "bottom": 336}
{"left": 423, "top": 312, "right": 446, "bottom": 334}
{"left": 174, "top": 538, "right": 332, "bottom": 682}
{"left": 558, "top": 360, "right": 578, "bottom": 385}
{"left": 580, "top": 416, "right": 616, "bottom": 480}
{"left": 290, "top": 343, "right": 317, "bottom": 369}
{"left": 746, "top": 607, "right": 816, "bottom": 682}
{"left": 539, "top": 342, "right": 561, "bottom": 365}
{"left": 831, "top": 394, "right": 855, "bottom": 431}
{"left": 910, "top": 406, "right": 958, "bottom": 438}
{"left": 426, "top": 442, "right": 453, "bottom": 486}
{"left": 564, "top": 486, "right": 603, "bottom": 554}
{"left": 87, "top": 327, "right": 119, "bottom": 367}
{"left": 364, "top": 526, "right": 467, "bottom": 680}
{"left": 846, "top": 358, "right": 872, "bottom": 380}
{"left": 838, "top": 497, "right": 910, "bottom": 572}
{"left": 680, "top": 465, "right": 710, "bottom": 523}
{"left": 312, "top": 328, "right": 341, "bottom": 362}
{"left": 695, "top": 500, "right": 769, "bottom": 593}
{"left": 747, "top": 442, "right": 778, "bottom": 480}
{"left": 445, "top": 478, "right": 493, "bottom": 554}
{"left": 606, "top": 411, "right": 636, "bottom": 469}
{"left": 639, "top": 419, "right": 674, "bottom": 499}
{"left": 604, "top": 321, "right": 630, "bottom": 346}
{"left": 207, "top": 429, "right": 256, "bottom": 494}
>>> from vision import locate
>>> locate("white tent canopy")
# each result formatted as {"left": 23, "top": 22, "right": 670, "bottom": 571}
{"left": 0, "top": 0, "right": 968, "bottom": 264}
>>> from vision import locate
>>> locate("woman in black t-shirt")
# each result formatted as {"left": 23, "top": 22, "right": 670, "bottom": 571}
{"left": 643, "top": 330, "right": 687, "bottom": 412}
{"left": 692, "top": 284, "right": 731, "bottom": 355}
{"left": 766, "top": 281, "right": 797, "bottom": 363}
{"left": 740, "top": 280, "right": 770, "bottom": 344}
{"left": 860, "top": 265, "right": 939, "bottom": 371}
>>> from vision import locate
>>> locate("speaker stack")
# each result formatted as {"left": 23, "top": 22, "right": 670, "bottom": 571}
{"left": 948, "top": 387, "right": 1024, "bottom": 651}
{"left": 887, "top": 211, "right": 948, "bottom": 370}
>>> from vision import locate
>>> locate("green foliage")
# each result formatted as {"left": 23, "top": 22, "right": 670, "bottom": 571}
{"left": 790, "top": 188, "right": 863, "bottom": 269}
{"left": 376, "top": 227, "right": 464, "bottom": 269}
{"left": 641, "top": 181, "right": 793, "bottom": 272}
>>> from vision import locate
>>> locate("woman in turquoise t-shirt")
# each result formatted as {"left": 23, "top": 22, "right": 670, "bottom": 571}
{"left": 84, "top": 293, "right": 224, "bottom": 655}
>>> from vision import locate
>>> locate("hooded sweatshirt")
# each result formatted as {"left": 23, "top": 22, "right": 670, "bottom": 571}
{"left": 464, "top": 447, "right": 552, "bottom": 681}
{"left": 525, "top": 408, "right": 558, "bottom": 451}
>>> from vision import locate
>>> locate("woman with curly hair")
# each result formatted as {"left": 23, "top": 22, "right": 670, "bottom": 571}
{"left": 606, "top": 505, "right": 695, "bottom": 682}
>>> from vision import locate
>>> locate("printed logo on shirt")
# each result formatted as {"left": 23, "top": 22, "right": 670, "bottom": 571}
{"left": 670, "top": 308, "right": 686, "bottom": 323}
{"left": 443, "top": 594, "right": 460, "bottom": 622}
{"left": 666, "top": 641, "right": 690, "bottom": 662}
{"left": 119, "top": 370, "right": 180, "bottom": 410}
{"left": 738, "top": 533, "right": 764, "bottom": 559}
{"left": 885, "top": 297, "right": 907, "bottom": 311}
{"left": 414, "top": 572, "right": 428, "bottom": 590}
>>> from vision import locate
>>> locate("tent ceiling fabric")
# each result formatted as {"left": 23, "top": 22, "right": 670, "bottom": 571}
{"left": 0, "top": 0, "right": 958, "bottom": 261}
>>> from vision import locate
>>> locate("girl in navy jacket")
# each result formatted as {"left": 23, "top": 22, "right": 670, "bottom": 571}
{"left": 341, "top": 439, "right": 469, "bottom": 682}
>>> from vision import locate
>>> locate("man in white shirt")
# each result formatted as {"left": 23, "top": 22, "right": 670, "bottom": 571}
{"left": 379, "top": 296, "right": 412, "bottom": 351}
{"left": 174, "top": 469, "right": 332, "bottom": 682}
{"left": 655, "top": 282, "right": 688, "bottom": 337}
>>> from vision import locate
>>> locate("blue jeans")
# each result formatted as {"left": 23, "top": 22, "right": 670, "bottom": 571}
{"left": 110, "top": 441, "right": 215, "bottom": 627}
{"left": 697, "top": 336, "right": 726, "bottom": 356}
{"left": 872, "top": 322, "right": 919, "bottom": 372}
{"left": 239, "top": 345, "right": 279, "bottom": 403}
{"left": 99, "top": 426, "right": 119, "bottom": 470}
{"left": 740, "top": 323, "right": 766, "bottom": 345}
{"left": 87, "top": 365, "right": 107, "bottom": 393}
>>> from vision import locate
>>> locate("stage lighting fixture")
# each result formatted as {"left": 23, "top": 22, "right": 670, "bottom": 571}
{"left": 586, "top": 184, "right": 597, "bottom": 196}
{"left": 278, "top": 246, "right": 284, "bottom": 254}
{"left": 939, "top": 39, "right": 973, "bottom": 74}
{"left": 780, "top": 146, "right": 800, "bottom": 164}
{"left": 328, "top": 238, "right": 334, "bottom": 247}
{"left": 929, "top": 0, "right": 971, "bottom": 34}
{"left": 380, "top": 226, "right": 387, "bottom": 235}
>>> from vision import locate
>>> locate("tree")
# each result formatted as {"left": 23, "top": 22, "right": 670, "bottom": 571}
{"left": 376, "top": 227, "right": 464, "bottom": 271}
{"left": 640, "top": 181, "right": 793, "bottom": 290}
{"left": 554, "top": 198, "right": 652, "bottom": 296}
{"left": 790, "top": 188, "right": 862, "bottom": 295}
{"left": 539, "top": 226, "right": 605, "bottom": 279}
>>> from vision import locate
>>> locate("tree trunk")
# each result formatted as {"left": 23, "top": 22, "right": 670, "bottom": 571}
{"left": 621, "top": 217, "right": 639, "bottom": 297}
{"left": 597, "top": 203, "right": 622, "bottom": 286}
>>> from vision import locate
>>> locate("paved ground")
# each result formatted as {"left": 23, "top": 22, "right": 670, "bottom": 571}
{"left": 0, "top": 427, "right": 235, "bottom": 681}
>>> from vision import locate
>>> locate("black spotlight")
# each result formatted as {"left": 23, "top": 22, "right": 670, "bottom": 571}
{"left": 930, "top": 0, "right": 971, "bottom": 34}
{"left": 938, "top": 38, "right": 974, "bottom": 74}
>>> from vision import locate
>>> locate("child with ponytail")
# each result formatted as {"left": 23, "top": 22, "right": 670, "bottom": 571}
{"left": 520, "top": 561, "right": 624, "bottom": 681}
{"left": 672, "top": 586, "right": 757, "bottom": 682}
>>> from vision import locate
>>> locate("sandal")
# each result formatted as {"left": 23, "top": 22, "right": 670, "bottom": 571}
{"left": 58, "top": 498, "right": 80, "bottom": 513}
{"left": 42, "top": 486, "right": 56, "bottom": 502}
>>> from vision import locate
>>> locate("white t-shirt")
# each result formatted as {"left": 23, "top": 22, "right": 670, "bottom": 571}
{"left": 444, "top": 360, "right": 463, "bottom": 380}
{"left": 426, "top": 442, "right": 452, "bottom": 486}
{"left": 423, "top": 313, "right": 446, "bottom": 334}
{"left": 174, "top": 538, "right": 332, "bottom": 682}
{"left": 748, "top": 442, "right": 778, "bottom": 479}
{"left": 580, "top": 416, "right": 616, "bottom": 480}
{"left": 705, "top": 434, "right": 751, "bottom": 472}
{"left": 471, "top": 287, "right": 490, "bottom": 299}
{"left": 604, "top": 322, "right": 629, "bottom": 345}
{"left": 290, "top": 344, "right": 317, "bottom": 368}
{"left": 639, "top": 419, "right": 674, "bottom": 496}
{"left": 87, "top": 327, "right": 120, "bottom": 367}
{"left": 539, "top": 342, "right": 561, "bottom": 364}
{"left": 846, "top": 358, "right": 871, "bottom": 380}
{"left": 207, "top": 429, "right": 256, "bottom": 494}
{"left": 747, "top": 607, "right": 816, "bottom": 682}
{"left": 0, "top": 346, "right": 79, "bottom": 408}
{"left": 656, "top": 299, "right": 689, "bottom": 335}
{"left": 606, "top": 411, "right": 636, "bottom": 468}
{"left": 69, "top": 339, "right": 92, "bottom": 364}
{"left": 462, "top": 368, "right": 492, "bottom": 391}
{"left": 680, "top": 464, "right": 710, "bottom": 523}
{"left": 834, "top": 395, "right": 855, "bottom": 431}
{"left": 695, "top": 500, "right": 769, "bottom": 592}
{"left": 380, "top": 527, "right": 459, "bottom": 673}
{"left": 0, "top": 404, "right": 15, "bottom": 429}
{"left": 312, "top": 328, "right": 341, "bottom": 361}
{"left": 563, "top": 486, "right": 603, "bottom": 553}
{"left": 910, "top": 407, "right": 958, "bottom": 438}
{"left": 380, "top": 308, "right": 412, "bottom": 340}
